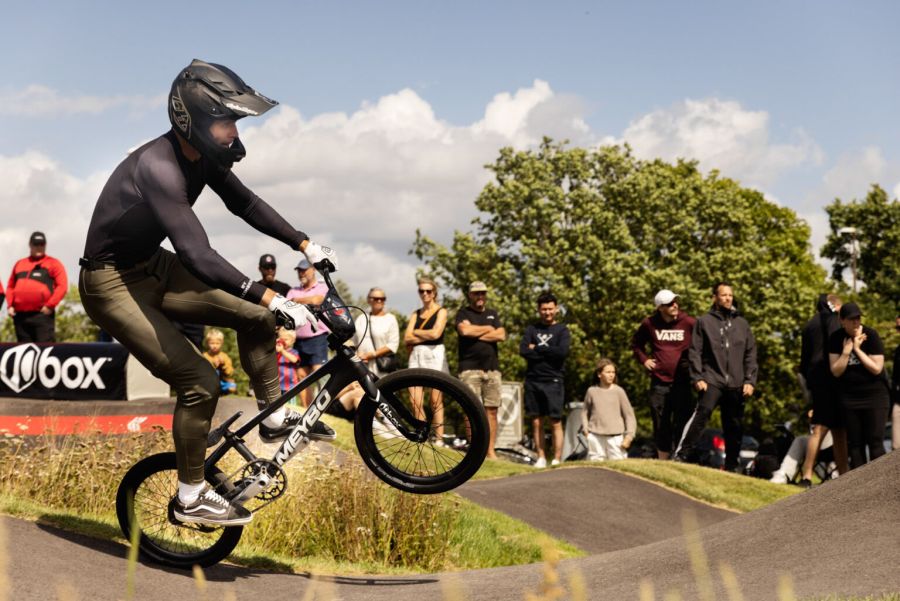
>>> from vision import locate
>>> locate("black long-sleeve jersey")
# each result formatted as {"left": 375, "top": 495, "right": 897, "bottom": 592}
{"left": 83, "top": 131, "right": 306, "bottom": 305}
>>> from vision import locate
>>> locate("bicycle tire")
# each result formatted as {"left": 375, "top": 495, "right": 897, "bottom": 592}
{"left": 116, "top": 452, "right": 243, "bottom": 569}
{"left": 354, "top": 368, "right": 489, "bottom": 494}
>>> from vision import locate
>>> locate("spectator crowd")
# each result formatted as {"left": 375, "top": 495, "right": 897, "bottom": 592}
{"left": 238, "top": 257, "right": 897, "bottom": 484}
{"left": 2, "top": 233, "right": 898, "bottom": 485}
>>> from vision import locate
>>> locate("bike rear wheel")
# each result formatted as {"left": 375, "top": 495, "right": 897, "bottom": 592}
{"left": 354, "top": 368, "right": 489, "bottom": 494}
{"left": 116, "top": 452, "right": 243, "bottom": 569}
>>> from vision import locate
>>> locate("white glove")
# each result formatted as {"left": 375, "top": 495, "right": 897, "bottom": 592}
{"left": 268, "top": 295, "right": 317, "bottom": 331}
{"left": 304, "top": 241, "right": 339, "bottom": 271}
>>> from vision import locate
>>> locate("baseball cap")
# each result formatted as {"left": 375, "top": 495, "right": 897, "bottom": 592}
{"left": 259, "top": 254, "right": 277, "bottom": 267}
{"left": 654, "top": 289, "right": 679, "bottom": 307}
{"left": 468, "top": 281, "right": 488, "bottom": 293}
{"left": 295, "top": 258, "right": 312, "bottom": 270}
{"left": 839, "top": 302, "right": 862, "bottom": 320}
{"left": 29, "top": 231, "right": 46, "bottom": 246}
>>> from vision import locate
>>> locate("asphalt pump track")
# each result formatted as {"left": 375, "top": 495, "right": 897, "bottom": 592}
{"left": 2, "top": 396, "right": 899, "bottom": 600}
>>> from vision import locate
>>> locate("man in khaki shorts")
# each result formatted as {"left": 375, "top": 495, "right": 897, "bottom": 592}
{"left": 455, "top": 281, "right": 506, "bottom": 459}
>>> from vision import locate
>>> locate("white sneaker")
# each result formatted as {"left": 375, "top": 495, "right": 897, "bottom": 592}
{"left": 534, "top": 457, "right": 547, "bottom": 468}
{"left": 551, "top": 459, "right": 560, "bottom": 466}
{"left": 769, "top": 472, "right": 788, "bottom": 484}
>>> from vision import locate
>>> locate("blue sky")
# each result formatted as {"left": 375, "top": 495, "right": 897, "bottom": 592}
{"left": 2, "top": 1, "right": 898, "bottom": 311}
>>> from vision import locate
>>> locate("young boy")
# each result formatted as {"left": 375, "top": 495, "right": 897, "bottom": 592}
{"left": 276, "top": 327, "right": 301, "bottom": 395}
{"left": 203, "top": 329, "right": 237, "bottom": 395}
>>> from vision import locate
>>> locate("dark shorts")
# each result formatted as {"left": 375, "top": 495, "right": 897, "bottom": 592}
{"left": 295, "top": 334, "right": 329, "bottom": 367}
{"left": 524, "top": 378, "right": 565, "bottom": 419}
{"left": 809, "top": 386, "right": 842, "bottom": 429}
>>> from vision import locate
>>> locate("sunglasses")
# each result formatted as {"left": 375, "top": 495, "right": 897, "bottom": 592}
{"left": 369, "top": 297, "right": 386, "bottom": 302}
{"left": 418, "top": 289, "right": 434, "bottom": 295}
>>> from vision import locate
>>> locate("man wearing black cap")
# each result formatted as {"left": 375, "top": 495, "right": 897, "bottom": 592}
{"left": 257, "top": 254, "right": 291, "bottom": 296}
{"left": 6, "top": 231, "right": 68, "bottom": 342}
{"left": 827, "top": 302, "right": 889, "bottom": 469}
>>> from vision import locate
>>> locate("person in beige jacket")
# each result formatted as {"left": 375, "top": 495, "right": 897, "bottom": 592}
{"left": 581, "top": 358, "right": 636, "bottom": 461}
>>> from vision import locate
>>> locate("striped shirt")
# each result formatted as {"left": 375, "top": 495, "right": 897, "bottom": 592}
{"left": 277, "top": 349, "right": 300, "bottom": 392}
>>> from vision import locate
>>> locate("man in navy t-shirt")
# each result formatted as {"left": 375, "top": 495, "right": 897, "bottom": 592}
{"left": 520, "top": 292, "right": 571, "bottom": 468}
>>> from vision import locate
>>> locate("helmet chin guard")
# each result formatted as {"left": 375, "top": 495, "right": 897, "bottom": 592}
{"left": 168, "top": 59, "right": 278, "bottom": 169}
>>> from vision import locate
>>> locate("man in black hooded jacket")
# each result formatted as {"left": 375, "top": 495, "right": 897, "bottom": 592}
{"left": 673, "top": 282, "right": 757, "bottom": 471}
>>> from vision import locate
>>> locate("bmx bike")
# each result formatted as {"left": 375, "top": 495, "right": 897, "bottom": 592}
{"left": 116, "top": 261, "right": 488, "bottom": 568}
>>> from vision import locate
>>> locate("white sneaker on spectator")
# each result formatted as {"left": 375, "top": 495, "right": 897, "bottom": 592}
{"left": 534, "top": 457, "right": 547, "bottom": 468}
{"left": 769, "top": 472, "right": 789, "bottom": 484}
{"left": 551, "top": 459, "right": 560, "bottom": 466}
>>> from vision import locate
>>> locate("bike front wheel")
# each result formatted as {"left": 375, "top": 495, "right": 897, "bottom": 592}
{"left": 354, "top": 368, "right": 489, "bottom": 494}
{"left": 116, "top": 452, "right": 243, "bottom": 569}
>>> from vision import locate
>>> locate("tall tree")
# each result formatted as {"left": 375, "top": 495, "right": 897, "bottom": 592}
{"left": 413, "top": 139, "right": 825, "bottom": 433}
{"left": 821, "top": 184, "right": 900, "bottom": 316}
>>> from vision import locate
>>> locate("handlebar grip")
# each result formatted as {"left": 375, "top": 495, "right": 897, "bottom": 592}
{"left": 314, "top": 258, "right": 336, "bottom": 274}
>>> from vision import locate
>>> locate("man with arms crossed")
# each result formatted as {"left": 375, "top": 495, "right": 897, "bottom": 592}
{"left": 520, "top": 292, "right": 570, "bottom": 467}
{"left": 456, "top": 281, "right": 506, "bottom": 460}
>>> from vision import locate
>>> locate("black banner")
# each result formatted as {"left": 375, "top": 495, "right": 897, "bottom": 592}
{"left": 0, "top": 342, "right": 128, "bottom": 400}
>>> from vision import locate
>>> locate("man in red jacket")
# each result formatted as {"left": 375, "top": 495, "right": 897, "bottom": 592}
{"left": 6, "top": 231, "right": 68, "bottom": 342}
{"left": 631, "top": 289, "right": 696, "bottom": 459}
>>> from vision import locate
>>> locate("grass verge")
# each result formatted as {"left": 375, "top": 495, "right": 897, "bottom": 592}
{"left": 579, "top": 458, "right": 800, "bottom": 513}
{"left": 325, "top": 414, "right": 798, "bottom": 513}
{"left": 0, "top": 424, "right": 580, "bottom": 575}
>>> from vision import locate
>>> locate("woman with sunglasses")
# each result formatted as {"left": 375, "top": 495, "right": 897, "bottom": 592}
{"left": 404, "top": 277, "right": 449, "bottom": 444}
{"left": 353, "top": 287, "right": 400, "bottom": 378}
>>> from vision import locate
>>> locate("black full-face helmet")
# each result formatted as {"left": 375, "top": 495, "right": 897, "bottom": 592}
{"left": 168, "top": 59, "right": 278, "bottom": 169}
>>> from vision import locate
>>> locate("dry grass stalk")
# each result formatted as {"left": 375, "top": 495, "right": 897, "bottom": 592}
{"left": 440, "top": 574, "right": 467, "bottom": 601}
{"left": 719, "top": 562, "right": 746, "bottom": 601}
{"left": 638, "top": 578, "right": 655, "bottom": 601}
{"left": 777, "top": 573, "right": 796, "bottom": 601}
{"left": 682, "top": 510, "right": 714, "bottom": 601}
{"left": 0, "top": 519, "right": 6, "bottom": 601}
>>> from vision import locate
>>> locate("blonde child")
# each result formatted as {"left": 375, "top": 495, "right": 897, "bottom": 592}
{"left": 582, "top": 358, "right": 636, "bottom": 461}
{"left": 203, "top": 329, "right": 236, "bottom": 395}
{"left": 275, "top": 327, "right": 301, "bottom": 394}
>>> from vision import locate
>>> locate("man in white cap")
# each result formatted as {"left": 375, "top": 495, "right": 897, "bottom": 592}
{"left": 631, "top": 289, "right": 696, "bottom": 459}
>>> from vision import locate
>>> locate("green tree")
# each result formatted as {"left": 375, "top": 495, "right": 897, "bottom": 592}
{"left": 413, "top": 139, "right": 826, "bottom": 436}
{"left": 820, "top": 184, "right": 900, "bottom": 317}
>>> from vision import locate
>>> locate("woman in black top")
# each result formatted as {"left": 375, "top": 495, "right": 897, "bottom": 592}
{"left": 404, "top": 277, "right": 449, "bottom": 444}
{"left": 828, "top": 303, "right": 889, "bottom": 469}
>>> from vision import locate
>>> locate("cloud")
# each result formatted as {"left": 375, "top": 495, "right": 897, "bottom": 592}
{"left": 0, "top": 84, "right": 835, "bottom": 313}
{"left": 0, "top": 152, "right": 107, "bottom": 298}
{"left": 0, "top": 85, "right": 165, "bottom": 117}
{"left": 1, "top": 80, "right": 587, "bottom": 313}
{"left": 819, "top": 146, "right": 887, "bottom": 203}
{"left": 619, "top": 98, "right": 823, "bottom": 187}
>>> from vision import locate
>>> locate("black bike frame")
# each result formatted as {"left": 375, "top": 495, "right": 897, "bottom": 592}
{"left": 204, "top": 335, "right": 428, "bottom": 474}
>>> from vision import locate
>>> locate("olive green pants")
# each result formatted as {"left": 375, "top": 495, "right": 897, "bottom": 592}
{"left": 79, "top": 249, "right": 281, "bottom": 483}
